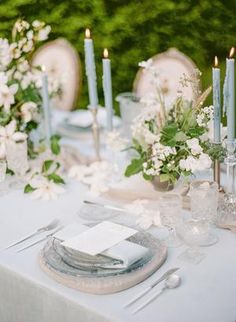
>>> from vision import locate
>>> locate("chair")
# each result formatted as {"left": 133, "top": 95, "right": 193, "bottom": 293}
{"left": 133, "top": 48, "right": 201, "bottom": 107}
{"left": 32, "top": 38, "right": 82, "bottom": 111}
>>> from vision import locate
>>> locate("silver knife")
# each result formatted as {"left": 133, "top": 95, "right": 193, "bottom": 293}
{"left": 83, "top": 200, "right": 127, "bottom": 213}
{"left": 124, "top": 267, "right": 179, "bottom": 308}
{"left": 17, "top": 226, "right": 64, "bottom": 253}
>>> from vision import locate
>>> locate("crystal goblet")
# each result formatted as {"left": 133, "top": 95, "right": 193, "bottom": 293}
{"left": 159, "top": 194, "right": 182, "bottom": 247}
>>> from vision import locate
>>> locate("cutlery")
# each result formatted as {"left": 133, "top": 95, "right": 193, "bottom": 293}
{"left": 83, "top": 200, "right": 127, "bottom": 213}
{"left": 132, "top": 274, "right": 181, "bottom": 314}
{"left": 5, "top": 218, "right": 60, "bottom": 249}
{"left": 124, "top": 267, "right": 179, "bottom": 308}
{"left": 17, "top": 226, "right": 64, "bottom": 253}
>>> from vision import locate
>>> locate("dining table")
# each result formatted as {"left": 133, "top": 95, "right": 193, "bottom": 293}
{"left": 0, "top": 110, "right": 236, "bottom": 322}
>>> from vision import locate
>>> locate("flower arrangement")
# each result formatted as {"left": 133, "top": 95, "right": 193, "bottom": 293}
{"left": 0, "top": 19, "right": 61, "bottom": 159}
{"left": 125, "top": 59, "right": 217, "bottom": 185}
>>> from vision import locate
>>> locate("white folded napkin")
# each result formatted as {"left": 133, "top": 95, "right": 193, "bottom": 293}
{"left": 54, "top": 223, "right": 150, "bottom": 268}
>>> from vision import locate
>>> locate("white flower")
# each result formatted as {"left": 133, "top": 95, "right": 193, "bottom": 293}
{"left": 0, "top": 38, "right": 12, "bottom": 70}
{"left": 186, "top": 138, "right": 202, "bottom": 156}
{"left": 37, "top": 26, "right": 51, "bottom": 41}
{"left": 26, "top": 30, "right": 34, "bottom": 40}
{"left": 0, "top": 120, "right": 27, "bottom": 158}
{"left": 29, "top": 176, "right": 65, "bottom": 201}
{"left": 22, "top": 40, "right": 33, "bottom": 53}
{"left": 0, "top": 83, "right": 18, "bottom": 112}
{"left": 10, "top": 43, "right": 21, "bottom": 59}
{"left": 32, "top": 20, "right": 42, "bottom": 28}
{"left": 20, "top": 102, "right": 38, "bottom": 123}
{"left": 124, "top": 199, "right": 162, "bottom": 230}
{"left": 197, "top": 153, "right": 212, "bottom": 171}
{"left": 138, "top": 58, "right": 153, "bottom": 70}
{"left": 21, "top": 72, "right": 33, "bottom": 90}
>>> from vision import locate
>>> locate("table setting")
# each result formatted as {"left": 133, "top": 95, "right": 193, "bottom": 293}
{"left": 0, "top": 17, "right": 236, "bottom": 322}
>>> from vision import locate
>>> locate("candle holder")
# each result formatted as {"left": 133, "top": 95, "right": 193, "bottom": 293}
{"left": 218, "top": 140, "right": 236, "bottom": 225}
{"left": 89, "top": 107, "right": 101, "bottom": 161}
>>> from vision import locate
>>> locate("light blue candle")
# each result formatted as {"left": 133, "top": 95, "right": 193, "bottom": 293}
{"left": 212, "top": 56, "right": 221, "bottom": 143}
{"left": 84, "top": 29, "right": 98, "bottom": 109}
{"left": 102, "top": 48, "right": 113, "bottom": 131}
{"left": 42, "top": 69, "right": 52, "bottom": 146}
{"left": 223, "top": 47, "right": 235, "bottom": 143}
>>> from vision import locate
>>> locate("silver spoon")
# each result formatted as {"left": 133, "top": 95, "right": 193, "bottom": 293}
{"left": 132, "top": 274, "right": 181, "bottom": 314}
{"left": 5, "top": 218, "right": 60, "bottom": 249}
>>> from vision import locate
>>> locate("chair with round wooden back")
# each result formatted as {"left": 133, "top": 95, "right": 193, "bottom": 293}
{"left": 32, "top": 38, "right": 82, "bottom": 111}
{"left": 133, "top": 48, "right": 201, "bottom": 107}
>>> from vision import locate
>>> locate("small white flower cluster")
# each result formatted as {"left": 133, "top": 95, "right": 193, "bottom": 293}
{"left": 131, "top": 108, "right": 160, "bottom": 148}
{"left": 179, "top": 138, "right": 211, "bottom": 173}
{"left": 105, "top": 130, "right": 128, "bottom": 152}
{"left": 68, "top": 161, "right": 116, "bottom": 196}
{"left": 196, "top": 105, "right": 214, "bottom": 127}
{"left": 143, "top": 141, "right": 177, "bottom": 176}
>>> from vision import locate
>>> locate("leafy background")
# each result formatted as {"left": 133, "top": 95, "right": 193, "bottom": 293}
{"left": 0, "top": 0, "right": 235, "bottom": 113}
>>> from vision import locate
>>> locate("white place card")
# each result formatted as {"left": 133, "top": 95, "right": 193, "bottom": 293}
{"left": 54, "top": 223, "right": 88, "bottom": 241}
{"left": 62, "top": 221, "right": 137, "bottom": 256}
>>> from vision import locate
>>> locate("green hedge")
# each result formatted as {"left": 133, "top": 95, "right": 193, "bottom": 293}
{"left": 0, "top": 0, "right": 235, "bottom": 111}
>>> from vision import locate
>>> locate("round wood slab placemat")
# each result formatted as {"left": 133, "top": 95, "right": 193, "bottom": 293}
{"left": 38, "top": 237, "right": 167, "bottom": 295}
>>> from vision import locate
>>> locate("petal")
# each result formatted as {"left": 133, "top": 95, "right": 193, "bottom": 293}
{"left": 9, "top": 83, "right": 18, "bottom": 94}
{"left": 6, "top": 120, "right": 16, "bottom": 136}
{"left": 12, "top": 132, "right": 27, "bottom": 141}
{"left": 0, "top": 126, "right": 6, "bottom": 137}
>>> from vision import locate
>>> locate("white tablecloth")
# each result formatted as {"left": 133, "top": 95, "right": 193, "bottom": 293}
{"left": 0, "top": 179, "right": 236, "bottom": 322}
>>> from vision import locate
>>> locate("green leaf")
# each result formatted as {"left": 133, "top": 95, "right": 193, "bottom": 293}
{"left": 50, "top": 135, "right": 61, "bottom": 155}
{"left": 47, "top": 173, "right": 65, "bottom": 184}
{"left": 24, "top": 184, "right": 36, "bottom": 193}
{"left": 125, "top": 158, "right": 143, "bottom": 177}
{"left": 143, "top": 172, "right": 152, "bottom": 181}
{"left": 175, "top": 131, "right": 188, "bottom": 142}
{"left": 42, "top": 160, "right": 54, "bottom": 173}
{"left": 6, "top": 168, "right": 14, "bottom": 175}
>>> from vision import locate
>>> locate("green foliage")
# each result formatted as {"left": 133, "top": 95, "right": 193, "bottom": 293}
{"left": 125, "top": 158, "right": 143, "bottom": 177}
{"left": 24, "top": 183, "right": 36, "bottom": 193}
{"left": 0, "top": 0, "right": 235, "bottom": 111}
{"left": 50, "top": 134, "right": 61, "bottom": 155}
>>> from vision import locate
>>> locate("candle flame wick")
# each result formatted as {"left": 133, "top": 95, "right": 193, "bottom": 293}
{"left": 103, "top": 48, "right": 109, "bottom": 58}
{"left": 214, "top": 56, "right": 218, "bottom": 67}
{"left": 229, "top": 47, "right": 235, "bottom": 58}
{"left": 41, "top": 65, "right": 46, "bottom": 72}
{"left": 85, "top": 28, "right": 91, "bottom": 39}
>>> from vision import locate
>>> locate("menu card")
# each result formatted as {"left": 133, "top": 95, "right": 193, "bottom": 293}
{"left": 62, "top": 221, "right": 137, "bottom": 256}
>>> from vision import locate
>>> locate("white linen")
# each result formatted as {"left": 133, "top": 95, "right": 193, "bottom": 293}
{"left": 0, "top": 180, "right": 236, "bottom": 322}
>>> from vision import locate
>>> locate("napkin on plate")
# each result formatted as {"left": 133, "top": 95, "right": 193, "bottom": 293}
{"left": 54, "top": 222, "right": 150, "bottom": 269}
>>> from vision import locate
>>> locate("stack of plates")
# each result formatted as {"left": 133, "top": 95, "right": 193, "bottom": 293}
{"left": 39, "top": 232, "right": 167, "bottom": 294}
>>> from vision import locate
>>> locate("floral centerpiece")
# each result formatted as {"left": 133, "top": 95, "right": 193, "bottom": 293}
{"left": 0, "top": 19, "right": 61, "bottom": 159}
{"left": 125, "top": 59, "right": 218, "bottom": 190}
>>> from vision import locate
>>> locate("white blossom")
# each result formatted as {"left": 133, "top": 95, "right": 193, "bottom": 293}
{"left": 0, "top": 39, "right": 12, "bottom": 70}
{"left": 37, "top": 26, "right": 51, "bottom": 41}
{"left": 29, "top": 175, "right": 65, "bottom": 201}
{"left": 0, "top": 83, "right": 18, "bottom": 112}
{"left": 186, "top": 138, "right": 202, "bottom": 156}
{"left": 20, "top": 102, "right": 38, "bottom": 123}
{"left": 105, "top": 130, "right": 128, "bottom": 152}
{"left": 138, "top": 58, "right": 153, "bottom": 70}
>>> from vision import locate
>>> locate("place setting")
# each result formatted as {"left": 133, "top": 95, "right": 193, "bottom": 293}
{"left": 0, "top": 5, "right": 235, "bottom": 322}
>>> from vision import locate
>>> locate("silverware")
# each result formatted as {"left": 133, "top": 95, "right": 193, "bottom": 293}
{"left": 132, "top": 274, "right": 181, "bottom": 314}
{"left": 83, "top": 200, "right": 127, "bottom": 213}
{"left": 124, "top": 267, "right": 179, "bottom": 308}
{"left": 5, "top": 219, "right": 60, "bottom": 249}
{"left": 17, "top": 226, "right": 64, "bottom": 253}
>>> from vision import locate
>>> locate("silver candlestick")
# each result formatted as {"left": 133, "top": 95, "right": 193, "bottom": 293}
{"left": 90, "top": 107, "right": 101, "bottom": 161}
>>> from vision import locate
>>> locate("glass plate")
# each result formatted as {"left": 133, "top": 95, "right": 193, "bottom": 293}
{"left": 41, "top": 231, "right": 162, "bottom": 278}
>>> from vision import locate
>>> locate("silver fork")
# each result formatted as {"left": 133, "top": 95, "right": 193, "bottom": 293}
{"left": 17, "top": 226, "right": 64, "bottom": 253}
{"left": 5, "top": 218, "right": 60, "bottom": 249}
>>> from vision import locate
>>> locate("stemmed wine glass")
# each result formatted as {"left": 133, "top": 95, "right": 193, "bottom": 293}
{"left": 159, "top": 194, "right": 182, "bottom": 247}
{"left": 178, "top": 180, "right": 219, "bottom": 264}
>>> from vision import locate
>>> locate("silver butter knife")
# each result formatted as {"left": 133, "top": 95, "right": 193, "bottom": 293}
{"left": 17, "top": 226, "right": 64, "bottom": 253}
{"left": 124, "top": 267, "right": 179, "bottom": 308}
{"left": 83, "top": 200, "right": 127, "bottom": 213}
